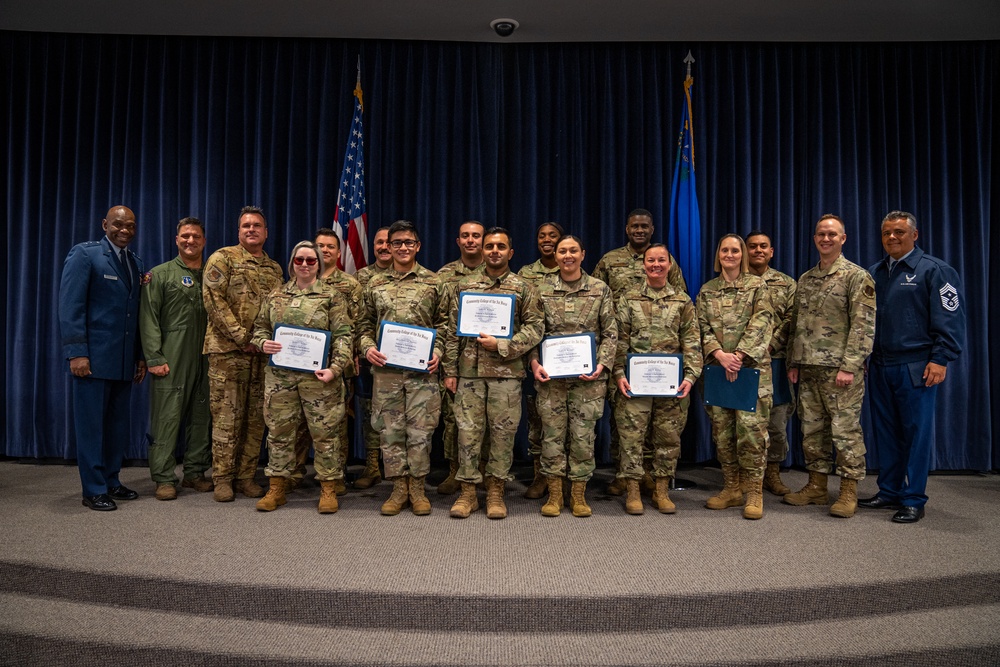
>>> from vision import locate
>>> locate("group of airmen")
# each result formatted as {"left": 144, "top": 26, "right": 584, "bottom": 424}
{"left": 65, "top": 203, "right": 964, "bottom": 525}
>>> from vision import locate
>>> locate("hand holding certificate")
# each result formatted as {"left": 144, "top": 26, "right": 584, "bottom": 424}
{"left": 375, "top": 321, "right": 437, "bottom": 373}
{"left": 456, "top": 292, "right": 515, "bottom": 339}
{"left": 536, "top": 333, "right": 598, "bottom": 380}
{"left": 268, "top": 324, "right": 331, "bottom": 373}
{"left": 625, "top": 354, "right": 684, "bottom": 397}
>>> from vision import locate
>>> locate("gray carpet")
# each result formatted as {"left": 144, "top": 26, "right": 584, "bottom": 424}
{"left": 1, "top": 461, "right": 998, "bottom": 666}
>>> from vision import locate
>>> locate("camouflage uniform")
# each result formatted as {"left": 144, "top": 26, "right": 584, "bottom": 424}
{"left": 613, "top": 283, "right": 702, "bottom": 480}
{"left": 788, "top": 255, "right": 876, "bottom": 480}
{"left": 292, "top": 269, "right": 363, "bottom": 479}
{"left": 516, "top": 259, "right": 561, "bottom": 457}
{"left": 203, "top": 245, "right": 283, "bottom": 485}
{"left": 358, "top": 263, "right": 445, "bottom": 479}
{"left": 443, "top": 267, "right": 544, "bottom": 483}
{"left": 696, "top": 273, "right": 775, "bottom": 482}
{"left": 759, "top": 267, "right": 797, "bottom": 462}
{"left": 593, "top": 245, "right": 687, "bottom": 469}
{"left": 436, "top": 259, "right": 483, "bottom": 463}
{"left": 354, "top": 263, "right": 390, "bottom": 455}
{"left": 531, "top": 273, "right": 617, "bottom": 481}
{"left": 139, "top": 257, "right": 211, "bottom": 485}
{"left": 251, "top": 280, "right": 353, "bottom": 480}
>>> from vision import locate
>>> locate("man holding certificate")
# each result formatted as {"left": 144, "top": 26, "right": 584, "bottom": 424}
{"left": 357, "top": 220, "right": 445, "bottom": 516}
{"left": 529, "top": 236, "right": 617, "bottom": 518}
{"left": 613, "top": 244, "right": 702, "bottom": 515}
{"left": 251, "top": 241, "right": 353, "bottom": 514}
{"left": 442, "top": 228, "right": 544, "bottom": 519}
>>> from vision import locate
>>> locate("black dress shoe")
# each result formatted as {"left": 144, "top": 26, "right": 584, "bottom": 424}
{"left": 858, "top": 495, "right": 902, "bottom": 510}
{"left": 892, "top": 506, "right": 925, "bottom": 523}
{"left": 108, "top": 485, "right": 139, "bottom": 500}
{"left": 82, "top": 494, "right": 118, "bottom": 511}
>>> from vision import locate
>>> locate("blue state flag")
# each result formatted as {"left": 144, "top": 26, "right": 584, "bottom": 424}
{"left": 668, "top": 72, "right": 702, "bottom": 298}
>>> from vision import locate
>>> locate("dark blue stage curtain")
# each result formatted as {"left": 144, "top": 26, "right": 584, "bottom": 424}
{"left": 2, "top": 32, "right": 996, "bottom": 470}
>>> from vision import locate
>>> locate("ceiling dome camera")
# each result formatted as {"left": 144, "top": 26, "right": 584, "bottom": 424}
{"left": 490, "top": 18, "right": 519, "bottom": 38}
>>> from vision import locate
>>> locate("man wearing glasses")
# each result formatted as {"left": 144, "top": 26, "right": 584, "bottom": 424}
{"left": 357, "top": 220, "right": 445, "bottom": 515}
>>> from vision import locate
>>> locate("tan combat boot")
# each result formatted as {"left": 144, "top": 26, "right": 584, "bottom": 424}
{"left": 541, "top": 476, "right": 564, "bottom": 517}
{"left": 706, "top": 465, "right": 743, "bottom": 510}
{"left": 485, "top": 477, "right": 507, "bottom": 519}
{"left": 783, "top": 471, "right": 829, "bottom": 506}
{"left": 155, "top": 483, "right": 177, "bottom": 501}
{"left": 381, "top": 477, "right": 410, "bottom": 515}
{"left": 570, "top": 481, "right": 592, "bottom": 517}
{"left": 624, "top": 479, "right": 643, "bottom": 515}
{"left": 318, "top": 481, "right": 339, "bottom": 514}
{"left": 436, "top": 459, "right": 460, "bottom": 495}
{"left": 409, "top": 475, "right": 432, "bottom": 515}
{"left": 213, "top": 479, "right": 234, "bottom": 502}
{"left": 450, "top": 482, "right": 479, "bottom": 518}
{"left": 829, "top": 478, "right": 858, "bottom": 518}
{"left": 255, "top": 477, "right": 287, "bottom": 511}
{"left": 181, "top": 477, "right": 214, "bottom": 492}
{"left": 353, "top": 449, "right": 382, "bottom": 490}
{"left": 524, "top": 457, "right": 547, "bottom": 499}
{"left": 744, "top": 476, "right": 764, "bottom": 520}
{"left": 763, "top": 462, "right": 791, "bottom": 496}
{"left": 234, "top": 478, "right": 265, "bottom": 498}
{"left": 652, "top": 477, "right": 676, "bottom": 514}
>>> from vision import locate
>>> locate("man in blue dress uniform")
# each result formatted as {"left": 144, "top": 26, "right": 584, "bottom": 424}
{"left": 861, "top": 210, "right": 965, "bottom": 523}
{"left": 59, "top": 205, "right": 147, "bottom": 511}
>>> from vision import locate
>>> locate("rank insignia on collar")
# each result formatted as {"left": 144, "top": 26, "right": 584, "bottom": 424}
{"left": 182, "top": 276, "right": 194, "bottom": 287}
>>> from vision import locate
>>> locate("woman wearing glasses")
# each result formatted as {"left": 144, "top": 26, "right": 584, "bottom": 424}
{"left": 250, "top": 241, "right": 353, "bottom": 514}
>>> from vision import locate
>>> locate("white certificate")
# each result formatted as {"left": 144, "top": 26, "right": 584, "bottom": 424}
{"left": 378, "top": 321, "right": 436, "bottom": 372}
{"left": 626, "top": 354, "right": 683, "bottom": 397}
{"left": 456, "top": 292, "right": 515, "bottom": 339}
{"left": 539, "top": 333, "right": 597, "bottom": 379}
{"left": 270, "top": 324, "right": 331, "bottom": 372}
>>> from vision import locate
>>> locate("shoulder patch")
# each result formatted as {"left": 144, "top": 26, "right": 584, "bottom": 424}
{"left": 863, "top": 284, "right": 875, "bottom": 299}
{"left": 939, "top": 283, "right": 960, "bottom": 312}
{"left": 205, "top": 266, "right": 224, "bottom": 285}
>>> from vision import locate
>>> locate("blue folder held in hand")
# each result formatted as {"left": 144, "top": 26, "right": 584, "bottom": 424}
{"left": 702, "top": 365, "right": 760, "bottom": 412}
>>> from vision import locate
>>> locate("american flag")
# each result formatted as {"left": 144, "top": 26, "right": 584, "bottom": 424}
{"left": 332, "top": 67, "right": 369, "bottom": 274}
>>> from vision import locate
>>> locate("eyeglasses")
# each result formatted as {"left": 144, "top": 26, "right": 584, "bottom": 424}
{"left": 389, "top": 239, "right": 417, "bottom": 248}
{"left": 293, "top": 257, "right": 318, "bottom": 266}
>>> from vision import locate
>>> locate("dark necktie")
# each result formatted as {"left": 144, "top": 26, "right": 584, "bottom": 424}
{"left": 119, "top": 249, "right": 132, "bottom": 288}
{"left": 888, "top": 259, "right": 897, "bottom": 275}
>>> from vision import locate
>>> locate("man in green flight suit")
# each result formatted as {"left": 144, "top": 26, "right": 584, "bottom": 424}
{"left": 140, "top": 217, "right": 214, "bottom": 500}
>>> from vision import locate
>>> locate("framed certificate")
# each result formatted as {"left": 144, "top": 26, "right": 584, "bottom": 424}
{"left": 269, "top": 323, "right": 331, "bottom": 372}
{"left": 702, "top": 366, "right": 761, "bottom": 412}
{"left": 626, "top": 354, "right": 683, "bottom": 397}
{"left": 378, "top": 321, "right": 437, "bottom": 372}
{"left": 539, "top": 333, "right": 597, "bottom": 379}
{"left": 456, "top": 291, "right": 515, "bottom": 339}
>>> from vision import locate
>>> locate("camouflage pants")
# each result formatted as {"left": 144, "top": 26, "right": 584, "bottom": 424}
{"left": 797, "top": 365, "right": 867, "bottom": 480}
{"left": 523, "top": 378, "right": 542, "bottom": 457}
{"left": 536, "top": 377, "right": 606, "bottom": 481}
{"left": 292, "top": 376, "right": 351, "bottom": 479}
{"left": 372, "top": 368, "right": 441, "bottom": 479}
{"left": 454, "top": 378, "right": 520, "bottom": 483}
{"left": 263, "top": 367, "right": 346, "bottom": 480}
{"left": 440, "top": 381, "right": 459, "bottom": 461}
{"left": 767, "top": 400, "right": 794, "bottom": 462}
{"left": 615, "top": 395, "right": 690, "bottom": 480}
{"left": 706, "top": 396, "right": 771, "bottom": 482}
{"left": 208, "top": 351, "right": 266, "bottom": 483}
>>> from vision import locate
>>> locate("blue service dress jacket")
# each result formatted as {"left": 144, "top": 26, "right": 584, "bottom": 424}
{"left": 59, "top": 236, "right": 144, "bottom": 379}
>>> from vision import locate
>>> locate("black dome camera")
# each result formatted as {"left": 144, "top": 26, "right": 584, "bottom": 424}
{"left": 490, "top": 18, "right": 519, "bottom": 37}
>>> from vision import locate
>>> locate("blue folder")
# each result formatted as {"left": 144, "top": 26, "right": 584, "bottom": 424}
{"left": 702, "top": 365, "right": 760, "bottom": 412}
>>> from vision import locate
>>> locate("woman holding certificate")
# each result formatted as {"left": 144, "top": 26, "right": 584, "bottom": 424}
{"left": 696, "top": 234, "right": 775, "bottom": 520}
{"left": 529, "top": 235, "right": 617, "bottom": 518}
{"left": 250, "top": 241, "right": 353, "bottom": 514}
{"left": 613, "top": 244, "right": 703, "bottom": 515}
